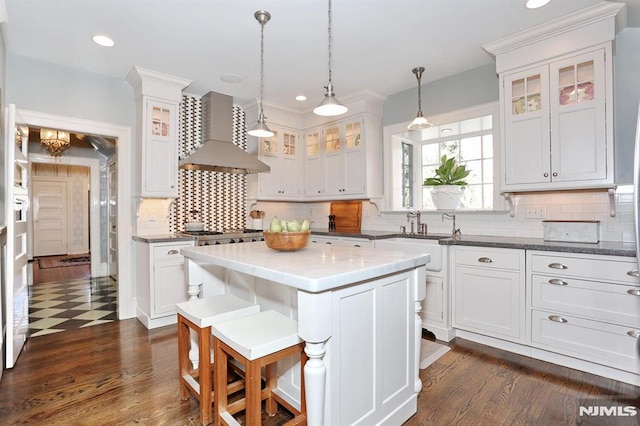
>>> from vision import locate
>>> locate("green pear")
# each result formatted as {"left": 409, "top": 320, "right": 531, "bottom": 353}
{"left": 300, "top": 219, "right": 310, "bottom": 231}
{"left": 288, "top": 219, "right": 301, "bottom": 232}
{"left": 270, "top": 217, "right": 282, "bottom": 232}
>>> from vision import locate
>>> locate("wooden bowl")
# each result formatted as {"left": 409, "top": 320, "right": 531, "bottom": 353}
{"left": 263, "top": 231, "right": 311, "bottom": 252}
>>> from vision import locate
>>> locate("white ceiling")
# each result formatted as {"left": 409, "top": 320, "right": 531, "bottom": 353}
{"left": 1, "top": 0, "right": 638, "bottom": 113}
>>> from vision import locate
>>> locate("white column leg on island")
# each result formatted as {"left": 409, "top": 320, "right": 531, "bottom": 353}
{"left": 184, "top": 258, "right": 204, "bottom": 368}
{"left": 298, "top": 290, "right": 332, "bottom": 426}
{"left": 414, "top": 267, "right": 426, "bottom": 393}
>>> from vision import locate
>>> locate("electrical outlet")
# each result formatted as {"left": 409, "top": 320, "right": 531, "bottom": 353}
{"left": 525, "top": 206, "right": 547, "bottom": 219}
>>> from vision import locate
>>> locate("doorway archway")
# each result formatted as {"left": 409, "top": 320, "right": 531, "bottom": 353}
{"left": 18, "top": 109, "right": 134, "bottom": 320}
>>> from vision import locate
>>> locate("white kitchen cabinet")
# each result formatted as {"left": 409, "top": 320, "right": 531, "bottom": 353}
{"left": 374, "top": 238, "right": 453, "bottom": 341}
{"left": 304, "top": 127, "right": 324, "bottom": 198}
{"left": 502, "top": 48, "right": 611, "bottom": 190}
{"left": 310, "top": 234, "right": 373, "bottom": 247}
{"left": 126, "top": 66, "right": 191, "bottom": 198}
{"left": 527, "top": 251, "right": 640, "bottom": 373}
{"left": 258, "top": 125, "right": 301, "bottom": 200}
{"left": 452, "top": 246, "right": 526, "bottom": 343}
{"left": 135, "top": 239, "right": 195, "bottom": 329}
{"left": 323, "top": 117, "right": 365, "bottom": 197}
{"left": 483, "top": 2, "right": 623, "bottom": 193}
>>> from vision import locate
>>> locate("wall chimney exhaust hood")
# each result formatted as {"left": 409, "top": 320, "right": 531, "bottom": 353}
{"left": 179, "top": 91, "right": 270, "bottom": 174}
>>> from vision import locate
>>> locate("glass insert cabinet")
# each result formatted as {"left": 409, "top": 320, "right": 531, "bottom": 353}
{"left": 502, "top": 48, "right": 607, "bottom": 189}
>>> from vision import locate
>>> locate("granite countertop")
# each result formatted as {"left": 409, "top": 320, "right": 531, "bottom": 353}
{"left": 132, "top": 234, "right": 196, "bottom": 243}
{"left": 311, "top": 229, "right": 636, "bottom": 257}
{"left": 181, "top": 242, "right": 429, "bottom": 293}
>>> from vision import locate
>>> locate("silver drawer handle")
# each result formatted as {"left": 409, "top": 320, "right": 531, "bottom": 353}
{"left": 627, "top": 270, "right": 639, "bottom": 277}
{"left": 548, "top": 262, "right": 568, "bottom": 270}
{"left": 548, "top": 279, "right": 568, "bottom": 286}
{"left": 627, "top": 330, "right": 640, "bottom": 338}
{"left": 627, "top": 288, "right": 640, "bottom": 296}
{"left": 478, "top": 257, "right": 493, "bottom": 263}
{"left": 548, "top": 315, "right": 568, "bottom": 323}
{"left": 354, "top": 245, "right": 361, "bottom": 247}
{"left": 167, "top": 249, "right": 179, "bottom": 255}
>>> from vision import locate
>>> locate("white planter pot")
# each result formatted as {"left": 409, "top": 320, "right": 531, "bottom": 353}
{"left": 430, "top": 185, "right": 464, "bottom": 210}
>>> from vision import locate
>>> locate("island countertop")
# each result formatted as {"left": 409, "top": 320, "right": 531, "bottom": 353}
{"left": 181, "top": 241, "right": 429, "bottom": 293}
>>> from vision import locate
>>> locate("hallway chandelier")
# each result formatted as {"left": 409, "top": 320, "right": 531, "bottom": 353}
{"left": 313, "top": 0, "right": 348, "bottom": 117}
{"left": 247, "top": 10, "right": 275, "bottom": 138}
{"left": 40, "top": 129, "right": 71, "bottom": 156}
{"left": 407, "top": 66, "right": 433, "bottom": 130}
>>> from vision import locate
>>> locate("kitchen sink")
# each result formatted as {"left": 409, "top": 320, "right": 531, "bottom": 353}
{"left": 374, "top": 238, "right": 443, "bottom": 272}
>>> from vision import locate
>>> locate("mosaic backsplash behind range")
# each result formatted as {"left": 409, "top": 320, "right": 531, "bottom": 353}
{"left": 168, "top": 94, "right": 247, "bottom": 234}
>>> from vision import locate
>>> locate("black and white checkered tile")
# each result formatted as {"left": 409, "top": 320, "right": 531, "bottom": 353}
{"left": 28, "top": 277, "right": 117, "bottom": 337}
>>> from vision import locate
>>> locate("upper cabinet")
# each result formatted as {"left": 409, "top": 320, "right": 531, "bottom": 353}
{"left": 127, "top": 66, "right": 191, "bottom": 198}
{"left": 250, "top": 92, "right": 384, "bottom": 203}
{"left": 483, "top": 2, "right": 625, "bottom": 193}
{"left": 258, "top": 125, "right": 301, "bottom": 200}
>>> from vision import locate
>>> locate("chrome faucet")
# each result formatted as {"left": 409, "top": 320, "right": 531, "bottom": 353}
{"left": 407, "top": 210, "right": 426, "bottom": 235}
{"left": 442, "top": 213, "right": 461, "bottom": 239}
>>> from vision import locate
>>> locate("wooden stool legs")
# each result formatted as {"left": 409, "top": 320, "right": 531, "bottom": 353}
{"left": 178, "top": 314, "right": 213, "bottom": 425}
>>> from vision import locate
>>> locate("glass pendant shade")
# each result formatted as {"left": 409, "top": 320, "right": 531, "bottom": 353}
{"left": 408, "top": 112, "right": 432, "bottom": 130}
{"left": 313, "top": 83, "right": 348, "bottom": 116}
{"left": 248, "top": 112, "right": 274, "bottom": 138}
{"left": 314, "top": 0, "right": 347, "bottom": 117}
{"left": 407, "top": 66, "right": 432, "bottom": 130}
{"left": 40, "top": 128, "right": 71, "bottom": 156}
{"left": 248, "top": 10, "right": 274, "bottom": 138}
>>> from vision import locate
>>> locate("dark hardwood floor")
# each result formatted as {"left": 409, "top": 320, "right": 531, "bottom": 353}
{"left": 1, "top": 317, "right": 638, "bottom": 425}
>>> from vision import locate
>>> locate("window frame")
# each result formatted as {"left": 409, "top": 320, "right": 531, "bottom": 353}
{"left": 382, "top": 101, "right": 502, "bottom": 212}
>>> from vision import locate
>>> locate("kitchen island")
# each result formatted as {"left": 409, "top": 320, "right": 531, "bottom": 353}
{"left": 181, "top": 241, "right": 429, "bottom": 426}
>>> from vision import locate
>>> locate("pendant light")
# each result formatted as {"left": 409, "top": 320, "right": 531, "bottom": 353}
{"left": 407, "top": 66, "right": 433, "bottom": 130}
{"left": 248, "top": 10, "right": 275, "bottom": 138}
{"left": 313, "top": 0, "right": 348, "bottom": 117}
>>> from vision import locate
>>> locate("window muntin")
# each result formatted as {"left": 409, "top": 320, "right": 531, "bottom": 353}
{"left": 401, "top": 113, "right": 494, "bottom": 210}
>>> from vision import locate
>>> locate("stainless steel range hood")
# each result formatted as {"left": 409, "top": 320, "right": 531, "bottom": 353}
{"left": 179, "top": 91, "right": 270, "bottom": 174}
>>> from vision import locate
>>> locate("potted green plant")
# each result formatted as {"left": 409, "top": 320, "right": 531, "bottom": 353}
{"left": 423, "top": 155, "right": 470, "bottom": 209}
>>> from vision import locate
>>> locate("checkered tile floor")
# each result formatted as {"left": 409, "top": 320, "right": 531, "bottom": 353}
{"left": 29, "top": 277, "right": 118, "bottom": 337}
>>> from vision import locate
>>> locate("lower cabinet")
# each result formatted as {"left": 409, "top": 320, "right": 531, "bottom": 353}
{"left": 527, "top": 251, "right": 640, "bottom": 374}
{"left": 135, "top": 240, "right": 194, "bottom": 329}
{"left": 451, "top": 246, "right": 526, "bottom": 343}
{"left": 310, "top": 235, "right": 373, "bottom": 247}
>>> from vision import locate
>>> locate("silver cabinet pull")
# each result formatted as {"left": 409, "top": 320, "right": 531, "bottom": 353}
{"left": 548, "top": 279, "right": 568, "bottom": 286}
{"left": 548, "top": 262, "right": 568, "bottom": 270}
{"left": 627, "top": 270, "right": 639, "bottom": 277}
{"left": 478, "top": 257, "right": 493, "bottom": 263}
{"left": 627, "top": 288, "right": 640, "bottom": 296}
{"left": 548, "top": 315, "right": 568, "bottom": 323}
{"left": 354, "top": 245, "right": 361, "bottom": 248}
{"left": 627, "top": 330, "right": 640, "bottom": 338}
{"left": 167, "top": 249, "right": 179, "bottom": 255}
{"left": 325, "top": 241, "right": 332, "bottom": 244}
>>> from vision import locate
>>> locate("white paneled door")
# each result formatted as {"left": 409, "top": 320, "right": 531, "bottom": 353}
{"left": 32, "top": 179, "right": 67, "bottom": 257}
{"left": 108, "top": 159, "right": 118, "bottom": 280}
{"left": 4, "top": 104, "right": 30, "bottom": 369}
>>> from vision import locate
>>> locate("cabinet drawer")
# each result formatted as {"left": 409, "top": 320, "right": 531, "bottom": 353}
{"left": 531, "top": 274, "right": 640, "bottom": 327}
{"left": 531, "top": 309, "right": 640, "bottom": 373}
{"left": 530, "top": 253, "right": 639, "bottom": 284}
{"left": 454, "top": 247, "right": 523, "bottom": 271}
{"left": 152, "top": 243, "right": 193, "bottom": 260}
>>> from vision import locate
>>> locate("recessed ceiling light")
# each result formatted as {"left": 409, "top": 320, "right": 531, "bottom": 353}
{"left": 295, "top": 95, "right": 307, "bottom": 101}
{"left": 525, "top": 0, "right": 551, "bottom": 9}
{"left": 92, "top": 34, "right": 114, "bottom": 47}
{"left": 220, "top": 73, "right": 242, "bottom": 84}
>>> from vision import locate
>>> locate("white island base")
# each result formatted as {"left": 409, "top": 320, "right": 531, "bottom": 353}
{"left": 181, "top": 242, "right": 428, "bottom": 426}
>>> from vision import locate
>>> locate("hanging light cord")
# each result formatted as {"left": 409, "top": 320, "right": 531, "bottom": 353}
{"left": 415, "top": 68, "right": 423, "bottom": 113}
{"left": 327, "top": 0, "right": 333, "bottom": 87}
{"left": 259, "top": 19, "right": 266, "bottom": 116}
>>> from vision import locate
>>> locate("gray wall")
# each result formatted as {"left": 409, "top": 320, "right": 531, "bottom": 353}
{"left": 614, "top": 27, "right": 640, "bottom": 184}
{"left": 384, "top": 28, "right": 640, "bottom": 186}
{"left": 5, "top": 54, "right": 134, "bottom": 127}
{"left": 382, "top": 64, "right": 499, "bottom": 127}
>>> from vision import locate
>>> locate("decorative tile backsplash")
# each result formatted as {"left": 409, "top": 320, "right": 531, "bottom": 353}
{"left": 167, "top": 94, "right": 247, "bottom": 233}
